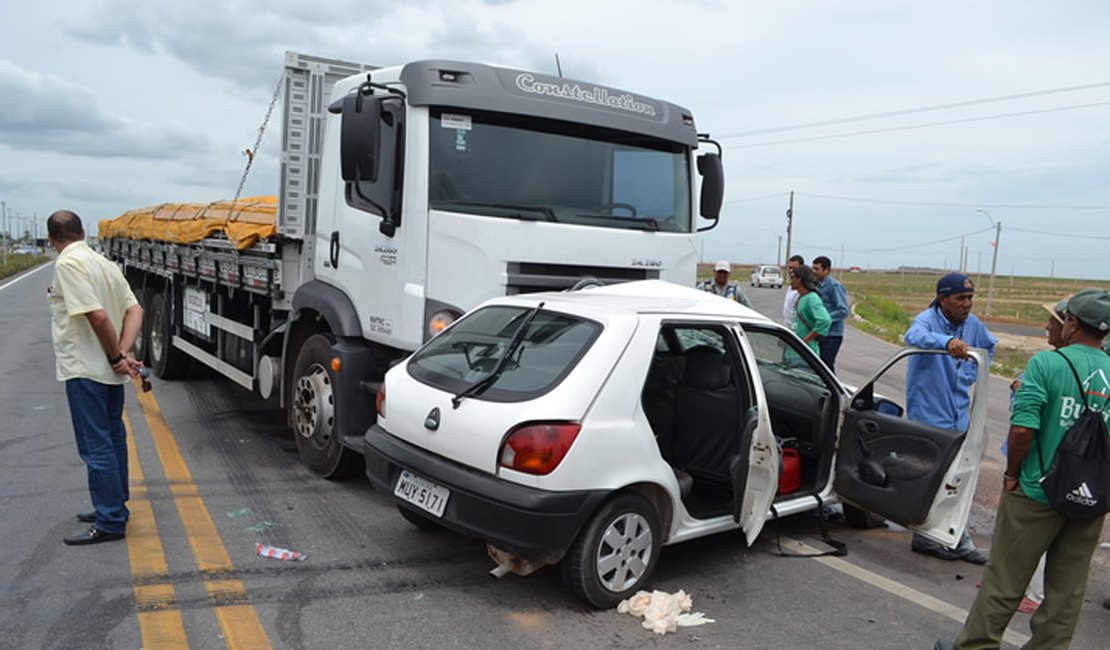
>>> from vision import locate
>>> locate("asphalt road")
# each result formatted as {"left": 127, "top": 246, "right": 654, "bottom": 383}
{"left": 1, "top": 266, "right": 1108, "bottom": 649}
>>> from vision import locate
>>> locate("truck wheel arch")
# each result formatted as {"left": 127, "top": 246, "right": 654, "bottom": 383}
{"left": 282, "top": 281, "right": 364, "bottom": 408}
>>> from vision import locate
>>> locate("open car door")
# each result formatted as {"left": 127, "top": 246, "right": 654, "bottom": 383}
{"left": 732, "top": 331, "right": 780, "bottom": 546}
{"left": 833, "top": 348, "right": 990, "bottom": 548}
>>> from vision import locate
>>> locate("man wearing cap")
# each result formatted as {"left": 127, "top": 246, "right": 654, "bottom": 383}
{"left": 782, "top": 254, "right": 804, "bottom": 327}
{"left": 904, "top": 272, "right": 997, "bottom": 563}
{"left": 788, "top": 264, "right": 830, "bottom": 355}
{"left": 941, "top": 288, "right": 1110, "bottom": 650}
{"left": 698, "top": 260, "right": 754, "bottom": 308}
{"left": 812, "top": 256, "right": 849, "bottom": 373}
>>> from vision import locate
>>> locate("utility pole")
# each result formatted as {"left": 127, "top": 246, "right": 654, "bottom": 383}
{"left": 777, "top": 236, "right": 782, "bottom": 267}
{"left": 978, "top": 208, "right": 1002, "bottom": 321}
{"left": 1, "top": 201, "right": 6, "bottom": 267}
{"left": 784, "top": 191, "right": 794, "bottom": 264}
{"left": 959, "top": 236, "right": 965, "bottom": 272}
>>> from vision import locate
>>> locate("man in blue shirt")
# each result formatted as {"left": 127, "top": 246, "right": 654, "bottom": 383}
{"left": 904, "top": 272, "right": 997, "bottom": 563}
{"left": 812, "top": 256, "right": 848, "bottom": 373}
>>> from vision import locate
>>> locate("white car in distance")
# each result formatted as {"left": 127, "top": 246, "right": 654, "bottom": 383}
{"left": 750, "top": 264, "right": 783, "bottom": 288}
{"left": 363, "top": 280, "right": 989, "bottom": 607}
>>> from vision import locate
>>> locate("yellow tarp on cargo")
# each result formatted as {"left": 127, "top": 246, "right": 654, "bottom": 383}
{"left": 98, "top": 196, "right": 278, "bottom": 251}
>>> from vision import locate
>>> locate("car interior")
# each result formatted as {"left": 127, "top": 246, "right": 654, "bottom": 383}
{"left": 641, "top": 324, "right": 841, "bottom": 519}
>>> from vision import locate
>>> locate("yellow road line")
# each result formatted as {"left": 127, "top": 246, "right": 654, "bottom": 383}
{"left": 124, "top": 409, "right": 190, "bottom": 648}
{"left": 135, "top": 386, "right": 273, "bottom": 650}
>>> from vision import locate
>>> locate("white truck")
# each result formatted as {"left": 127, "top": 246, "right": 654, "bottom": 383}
{"left": 101, "top": 52, "right": 726, "bottom": 477}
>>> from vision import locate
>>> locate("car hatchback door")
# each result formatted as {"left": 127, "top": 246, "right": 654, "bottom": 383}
{"left": 832, "top": 348, "right": 990, "bottom": 548}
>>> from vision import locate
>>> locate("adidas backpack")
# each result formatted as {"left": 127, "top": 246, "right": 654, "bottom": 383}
{"left": 1037, "top": 351, "right": 1110, "bottom": 519}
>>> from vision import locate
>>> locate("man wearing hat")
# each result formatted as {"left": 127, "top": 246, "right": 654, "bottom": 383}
{"left": 698, "top": 260, "right": 754, "bottom": 308}
{"left": 941, "top": 288, "right": 1110, "bottom": 649}
{"left": 904, "top": 272, "right": 998, "bottom": 563}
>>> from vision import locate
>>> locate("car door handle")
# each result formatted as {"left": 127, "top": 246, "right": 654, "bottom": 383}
{"left": 857, "top": 419, "right": 880, "bottom": 435}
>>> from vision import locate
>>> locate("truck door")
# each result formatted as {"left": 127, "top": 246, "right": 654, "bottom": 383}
{"left": 833, "top": 348, "right": 990, "bottom": 549}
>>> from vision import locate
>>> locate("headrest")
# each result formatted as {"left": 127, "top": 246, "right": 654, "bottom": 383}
{"left": 682, "top": 346, "right": 731, "bottom": 389}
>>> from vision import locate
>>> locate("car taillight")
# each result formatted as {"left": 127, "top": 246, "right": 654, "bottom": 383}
{"left": 499, "top": 422, "right": 581, "bottom": 475}
{"left": 375, "top": 382, "right": 386, "bottom": 418}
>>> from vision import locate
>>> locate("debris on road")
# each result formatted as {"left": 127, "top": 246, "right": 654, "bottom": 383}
{"left": 256, "top": 543, "right": 307, "bottom": 561}
{"left": 227, "top": 508, "right": 253, "bottom": 518}
{"left": 616, "top": 589, "right": 715, "bottom": 635}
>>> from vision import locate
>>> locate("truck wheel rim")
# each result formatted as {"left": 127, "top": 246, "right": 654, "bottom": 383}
{"left": 293, "top": 365, "right": 334, "bottom": 447}
{"left": 150, "top": 308, "right": 165, "bottom": 361}
{"left": 596, "top": 512, "right": 653, "bottom": 593}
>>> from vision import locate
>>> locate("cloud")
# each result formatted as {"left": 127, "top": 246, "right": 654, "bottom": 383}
{"left": 0, "top": 60, "right": 212, "bottom": 159}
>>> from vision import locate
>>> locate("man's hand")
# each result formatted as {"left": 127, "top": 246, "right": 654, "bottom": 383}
{"left": 946, "top": 337, "right": 970, "bottom": 359}
{"left": 111, "top": 354, "right": 142, "bottom": 377}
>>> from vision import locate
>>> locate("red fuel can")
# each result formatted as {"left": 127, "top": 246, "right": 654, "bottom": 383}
{"left": 778, "top": 448, "right": 801, "bottom": 495}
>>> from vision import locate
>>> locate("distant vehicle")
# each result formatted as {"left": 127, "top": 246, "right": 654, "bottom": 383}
{"left": 364, "top": 280, "right": 990, "bottom": 607}
{"left": 750, "top": 264, "right": 783, "bottom": 288}
{"left": 849, "top": 266, "right": 862, "bottom": 273}
{"left": 12, "top": 246, "right": 40, "bottom": 255}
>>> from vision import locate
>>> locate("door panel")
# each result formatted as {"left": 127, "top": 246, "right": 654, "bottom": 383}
{"left": 833, "top": 348, "right": 990, "bottom": 547}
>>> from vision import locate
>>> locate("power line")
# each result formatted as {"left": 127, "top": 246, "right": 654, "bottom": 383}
{"left": 718, "top": 80, "right": 1110, "bottom": 139}
{"left": 723, "top": 192, "right": 790, "bottom": 205}
{"left": 1007, "top": 225, "right": 1110, "bottom": 241}
{"left": 724, "top": 101, "right": 1110, "bottom": 150}
{"left": 795, "top": 192, "right": 1110, "bottom": 211}
{"left": 792, "top": 226, "right": 993, "bottom": 255}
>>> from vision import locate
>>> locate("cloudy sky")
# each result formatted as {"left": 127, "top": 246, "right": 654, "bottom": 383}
{"left": 3, "top": 0, "right": 1109, "bottom": 279}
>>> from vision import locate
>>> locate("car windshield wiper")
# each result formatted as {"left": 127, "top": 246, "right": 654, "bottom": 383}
{"left": 439, "top": 201, "right": 557, "bottom": 222}
{"left": 451, "top": 302, "right": 545, "bottom": 409}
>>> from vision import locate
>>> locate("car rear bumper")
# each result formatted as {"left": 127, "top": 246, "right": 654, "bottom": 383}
{"left": 364, "top": 424, "right": 608, "bottom": 563}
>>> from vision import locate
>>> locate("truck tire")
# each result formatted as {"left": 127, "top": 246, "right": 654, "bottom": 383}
{"left": 561, "top": 493, "right": 660, "bottom": 608}
{"left": 149, "top": 292, "right": 191, "bottom": 379}
{"left": 291, "top": 334, "right": 360, "bottom": 478}
{"left": 131, "top": 286, "right": 154, "bottom": 365}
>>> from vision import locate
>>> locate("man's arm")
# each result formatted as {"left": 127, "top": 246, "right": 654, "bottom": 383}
{"left": 1004, "top": 425, "right": 1036, "bottom": 491}
{"left": 84, "top": 307, "right": 141, "bottom": 376}
{"left": 904, "top": 312, "right": 952, "bottom": 350}
{"left": 826, "top": 281, "right": 849, "bottom": 322}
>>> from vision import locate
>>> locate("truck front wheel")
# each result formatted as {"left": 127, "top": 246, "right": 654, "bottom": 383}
{"left": 291, "top": 334, "right": 360, "bottom": 478}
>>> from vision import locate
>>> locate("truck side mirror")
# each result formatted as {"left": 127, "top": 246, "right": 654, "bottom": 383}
{"left": 697, "top": 153, "right": 724, "bottom": 220}
{"left": 340, "top": 84, "right": 381, "bottom": 183}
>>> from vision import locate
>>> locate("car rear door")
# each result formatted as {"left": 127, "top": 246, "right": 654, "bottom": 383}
{"left": 730, "top": 327, "right": 779, "bottom": 545}
{"left": 832, "top": 348, "right": 990, "bottom": 548}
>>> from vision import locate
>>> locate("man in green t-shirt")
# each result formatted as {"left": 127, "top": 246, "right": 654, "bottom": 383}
{"left": 941, "top": 288, "right": 1110, "bottom": 650}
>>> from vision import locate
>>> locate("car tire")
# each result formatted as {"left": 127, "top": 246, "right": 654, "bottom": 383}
{"left": 291, "top": 333, "right": 361, "bottom": 479}
{"left": 148, "top": 292, "right": 191, "bottom": 379}
{"left": 397, "top": 504, "right": 445, "bottom": 532}
{"left": 562, "top": 492, "right": 661, "bottom": 608}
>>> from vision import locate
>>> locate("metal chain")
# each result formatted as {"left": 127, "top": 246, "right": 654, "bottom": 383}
{"left": 234, "top": 74, "right": 284, "bottom": 204}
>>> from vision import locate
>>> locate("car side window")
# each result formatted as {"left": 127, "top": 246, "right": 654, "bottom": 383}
{"left": 745, "top": 328, "right": 826, "bottom": 388}
{"left": 672, "top": 327, "right": 726, "bottom": 353}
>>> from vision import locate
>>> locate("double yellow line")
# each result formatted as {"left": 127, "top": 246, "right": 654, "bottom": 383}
{"left": 124, "top": 383, "right": 273, "bottom": 649}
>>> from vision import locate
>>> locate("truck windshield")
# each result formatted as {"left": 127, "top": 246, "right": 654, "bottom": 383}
{"left": 428, "top": 109, "right": 691, "bottom": 232}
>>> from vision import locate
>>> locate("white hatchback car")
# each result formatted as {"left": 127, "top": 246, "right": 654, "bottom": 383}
{"left": 363, "top": 280, "right": 989, "bottom": 607}
{"left": 750, "top": 264, "right": 783, "bottom": 288}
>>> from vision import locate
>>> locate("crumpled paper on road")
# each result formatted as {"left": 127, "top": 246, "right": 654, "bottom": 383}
{"left": 616, "top": 589, "right": 715, "bottom": 635}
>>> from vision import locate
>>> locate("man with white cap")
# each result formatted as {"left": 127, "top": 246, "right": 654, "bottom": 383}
{"left": 698, "top": 260, "right": 753, "bottom": 308}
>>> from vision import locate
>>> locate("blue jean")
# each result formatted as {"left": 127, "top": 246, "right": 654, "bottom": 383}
{"left": 65, "top": 379, "right": 129, "bottom": 533}
{"left": 819, "top": 335, "right": 844, "bottom": 373}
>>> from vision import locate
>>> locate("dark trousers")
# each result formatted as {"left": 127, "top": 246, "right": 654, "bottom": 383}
{"left": 819, "top": 335, "right": 843, "bottom": 373}
{"left": 65, "top": 378, "right": 129, "bottom": 533}
{"left": 955, "top": 487, "right": 1104, "bottom": 649}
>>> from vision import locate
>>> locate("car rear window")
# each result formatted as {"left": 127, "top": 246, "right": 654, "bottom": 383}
{"left": 406, "top": 305, "right": 602, "bottom": 401}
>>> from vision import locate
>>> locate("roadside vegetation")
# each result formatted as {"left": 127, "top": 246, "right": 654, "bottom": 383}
{"left": 698, "top": 262, "right": 1110, "bottom": 379}
{"left": 0, "top": 253, "right": 50, "bottom": 282}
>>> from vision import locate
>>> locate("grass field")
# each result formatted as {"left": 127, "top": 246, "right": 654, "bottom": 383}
{"left": 0, "top": 254, "right": 49, "bottom": 282}
{"left": 698, "top": 262, "right": 1110, "bottom": 378}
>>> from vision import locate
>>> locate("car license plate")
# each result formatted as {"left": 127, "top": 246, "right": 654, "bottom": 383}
{"left": 394, "top": 470, "right": 450, "bottom": 518}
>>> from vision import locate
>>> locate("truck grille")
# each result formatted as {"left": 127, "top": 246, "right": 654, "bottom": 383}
{"left": 505, "top": 262, "right": 658, "bottom": 295}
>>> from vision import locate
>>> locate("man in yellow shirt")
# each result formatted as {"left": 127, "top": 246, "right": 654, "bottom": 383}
{"left": 47, "top": 210, "right": 143, "bottom": 545}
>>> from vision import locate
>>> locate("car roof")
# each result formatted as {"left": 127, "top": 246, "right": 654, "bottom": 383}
{"left": 476, "top": 280, "right": 777, "bottom": 325}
